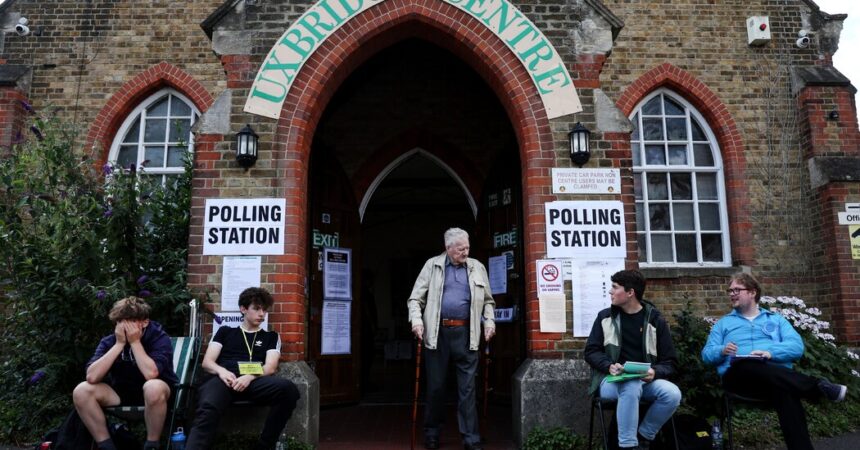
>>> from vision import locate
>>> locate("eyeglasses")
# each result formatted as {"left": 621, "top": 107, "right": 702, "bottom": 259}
{"left": 726, "top": 288, "right": 749, "bottom": 295}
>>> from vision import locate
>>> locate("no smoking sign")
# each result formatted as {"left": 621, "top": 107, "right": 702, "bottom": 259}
{"left": 537, "top": 260, "right": 564, "bottom": 293}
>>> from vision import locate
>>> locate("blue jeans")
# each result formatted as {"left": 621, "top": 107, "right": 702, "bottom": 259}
{"left": 599, "top": 378, "right": 681, "bottom": 448}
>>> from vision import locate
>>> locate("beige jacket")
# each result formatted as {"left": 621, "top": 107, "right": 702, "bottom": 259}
{"left": 407, "top": 253, "right": 496, "bottom": 350}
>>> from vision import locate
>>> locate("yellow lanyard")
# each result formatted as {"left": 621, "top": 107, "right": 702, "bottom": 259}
{"left": 241, "top": 328, "right": 259, "bottom": 362}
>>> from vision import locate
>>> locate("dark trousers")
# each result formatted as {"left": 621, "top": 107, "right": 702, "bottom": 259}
{"left": 186, "top": 375, "right": 300, "bottom": 450}
{"left": 423, "top": 325, "right": 480, "bottom": 446}
{"left": 723, "top": 360, "right": 821, "bottom": 450}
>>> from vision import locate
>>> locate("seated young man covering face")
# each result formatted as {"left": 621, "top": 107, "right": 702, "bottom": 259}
{"left": 73, "top": 296, "right": 177, "bottom": 450}
{"left": 186, "top": 287, "right": 300, "bottom": 450}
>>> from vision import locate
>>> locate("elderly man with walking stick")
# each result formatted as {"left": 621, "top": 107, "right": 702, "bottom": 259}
{"left": 408, "top": 227, "right": 496, "bottom": 450}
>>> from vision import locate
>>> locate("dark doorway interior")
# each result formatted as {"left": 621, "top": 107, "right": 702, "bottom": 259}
{"left": 310, "top": 37, "right": 521, "bottom": 408}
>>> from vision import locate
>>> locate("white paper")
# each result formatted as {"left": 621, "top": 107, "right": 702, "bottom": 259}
{"left": 211, "top": 311, "right": 269, "bottom": 336}
{"left": 545, "top": 201, "right": 627, "bottom": 259}
{"left": 203, "top": 198, "right": 286, "bottom": 255}
{"left": 552, "top": 168, "right": 621, "bottom": 194}
{"left": 536, "top": 260, "right": 564, "bottom": 294}
{"left": 571, "top": 259, "right": 626, "bottom": 337}
{"left": 539, "top": 293, "right": 567, "bottom": 333}
{"left": 323, "top": 248, "right": 352, "bottom": 300}
{"left": 488, "top": 255, "right": 507, "bottom": 295}
{"left": 221, "top": 256, "right": 262, "bottom": 311}
{"left": 322, "top": 301, "right": 351, "bottom": 355}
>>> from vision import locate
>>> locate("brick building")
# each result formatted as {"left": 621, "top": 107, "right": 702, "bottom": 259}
{"left": 1, "top": 0, "right": 858, "bottom": 445}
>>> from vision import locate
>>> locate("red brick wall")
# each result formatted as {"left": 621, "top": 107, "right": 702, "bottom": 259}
{"left": 0, "top": 87, "right": 27, "bottom": 150}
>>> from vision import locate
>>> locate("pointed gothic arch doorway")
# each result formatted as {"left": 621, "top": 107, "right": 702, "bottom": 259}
{"left": 306, "top": 38, "right": 525, "bottom": 407}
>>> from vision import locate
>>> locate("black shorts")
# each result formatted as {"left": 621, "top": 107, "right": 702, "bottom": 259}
{"left": 112, "top": 382, "right": 174, "bottom": 407}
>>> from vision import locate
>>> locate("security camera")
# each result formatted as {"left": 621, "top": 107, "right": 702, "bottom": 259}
{"left": 796, "top": 36, "right": 810, "bottom": 48}
{"left": 14, "top": 17, "right": 30, "bottom": 37}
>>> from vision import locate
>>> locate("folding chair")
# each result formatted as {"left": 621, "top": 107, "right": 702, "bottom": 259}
{"left": 588, "top": 396, "right": 679, "bottom": 450}
{"left": 104, "top": 300, "right": 203, "bottom": 449}
{"left": 722, "top": 390, "right": 770, "bottom": 450}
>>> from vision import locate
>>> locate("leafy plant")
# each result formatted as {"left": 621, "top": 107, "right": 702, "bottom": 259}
{"left": 670, "top": 302, "right": 723, "bottom": 418}
{"left": 0, "top": 107, "right": 194, "bottom": 443}
{"left": 523, "top": 426, "right": 582, "bottom": 450}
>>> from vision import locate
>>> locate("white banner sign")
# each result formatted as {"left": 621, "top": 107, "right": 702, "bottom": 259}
{"left": 552, "top": 168, "right": 621, "bottom": 194}
{"left": 545, "top": 201, "right": 626, "bottom": 259}
{"left": 211, "top": 311, "right": 269, "bottom": 336}
{"left": 244, "top": 0, "right": 580, "bottom": 120}
{"left": 203, "top": 198, "right": 286, "bottom": 255}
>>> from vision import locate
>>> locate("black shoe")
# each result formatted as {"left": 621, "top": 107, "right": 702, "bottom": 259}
{"left": 463, "top": 443, "right": 484, "bottom": 450}
{"left": 818, "top": 379, "right": 847, "bottom": 402}
{"left": 637, "top": 434, "right": 652, "bottom": 450}
{"left": 424, "top": 436, "right": 439, "bottom": 449}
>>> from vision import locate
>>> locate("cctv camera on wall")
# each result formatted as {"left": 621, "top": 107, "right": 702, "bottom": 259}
{"left": 796, "top": 29, "right": 814, "bottom": 48}
{"left": 14, "top": 17, "right": 30, "bottom": 37}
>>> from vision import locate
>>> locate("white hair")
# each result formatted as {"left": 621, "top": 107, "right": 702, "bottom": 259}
{"left": 444, "top": 228, "right": 469, "bottom": 247}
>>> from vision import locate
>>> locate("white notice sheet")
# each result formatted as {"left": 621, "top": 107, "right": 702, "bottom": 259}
{"left": 221, "top": 256, "right": 262, "bottom": 311}
{"left": 571, "top": 259, "right": 625, "bottom": 337}
{"left": 488, "top": 255, "right": 507, "bottom": 295}
{"left": 322, "top": 300, "right": 351, "bottom": 355}
{"left": 539, "top": 292, "right": 567, "bottom": 333}
{"left": 323, "top": 247, "right": 352, "bottom": 300}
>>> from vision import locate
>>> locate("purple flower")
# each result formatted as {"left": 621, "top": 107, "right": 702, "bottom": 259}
{"left": 28, "top": 370, "right": 46, "bottom": 386}
{"left": 12, "top": 130, "right": 23, "bottom": 144}
{"left": 138, "top": 289, "right": 152, "bottom": 298}
{"left": 102, "top": 163, "right": 113, "bottom": 176}
{"left": 136, "top": 275, "right": 149, "bottom": 286}
{"left": 30, "top": 125, "right": 44, "bottom": 141}
{"left": 18, "top": 100, "right": 34, "bottom": 114}
{"left": 213, "top": 314, "right": 223, "bottom": 325}
{"left": 103, "top": 208, "right": 113, "bottom": 218}
{"left": 96, "top": 290, "right": 107, "bottom": 300}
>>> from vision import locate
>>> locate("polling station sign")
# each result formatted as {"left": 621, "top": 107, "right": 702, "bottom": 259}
{"left": 545, "top": 201, "right": 626, "bottom": 259}
{"left": 203, "top": 198, "right": 287, "bottom": 255}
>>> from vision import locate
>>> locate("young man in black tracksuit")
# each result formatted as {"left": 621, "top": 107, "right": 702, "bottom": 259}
{"left": 186, "top": 287, "right": 300, "bottom": 450}
{"left": 584, "top": 270, "right": 681, "bottom": 450}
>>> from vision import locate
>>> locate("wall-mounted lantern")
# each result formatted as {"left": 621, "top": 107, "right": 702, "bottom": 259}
{"left": 568, "top": 122, "right": 591, "bottom": 168}
{"left": 236, "top": 124, "right": 258, "bottom": 170}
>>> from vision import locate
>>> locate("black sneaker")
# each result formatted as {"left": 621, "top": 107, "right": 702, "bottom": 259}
{"left": 637, "top": 433, "right": 652, "bottom": 450}
{"left": 818, "top": 379, "right": 847, "bottom": 402}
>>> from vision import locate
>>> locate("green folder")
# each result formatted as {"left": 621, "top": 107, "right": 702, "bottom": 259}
{"left": 604, "top": 373, "right": 647, "bottom": 383}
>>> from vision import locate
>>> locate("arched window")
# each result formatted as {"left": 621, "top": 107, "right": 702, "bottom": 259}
{"left": 108, "top": 88, "right": 199, "bottom": 184}
{"left": 630, "top": 89, "right": 731, "bottom": 266}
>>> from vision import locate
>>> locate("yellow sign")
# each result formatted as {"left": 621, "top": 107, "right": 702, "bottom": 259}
{"left": 851, "top": 225, "right": 860, "bottom": 260}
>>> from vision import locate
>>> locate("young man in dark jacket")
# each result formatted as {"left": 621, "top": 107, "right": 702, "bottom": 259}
{"left": 584, "top": 270, "right": 681, "bottom": 450}
{"left": 73, "top": 296, "right": 177, "bottom": 450}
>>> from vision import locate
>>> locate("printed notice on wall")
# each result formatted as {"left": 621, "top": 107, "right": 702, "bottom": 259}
{"left": 851, "top": 225, "right": 860, "bottom": 260}
{"left": 572, "top": 259, "right": 625, "bottom": 337}
{"left": 488, "top": 255, "right": 507, "bottom": 295}
{"left": 204, "top": 198, "right": 286, "bottom": 255}
{"left": 552, "top": 168, "right": 621, "bottom": 194}
{"left": 221, "top": 256, "right": 262, "bottom": 311}
{"left": 536, "top": 260, "right": 564, "bottom": 294}
{"left": 323, "top": 248, "right": 352, "bottom": 300}
{"left": 322, "top": 300, "right": 351, "bottom": 355}
{"left": 539, "top": 293, "right": 567, "bottom": 333}
{"left": 545, "top": 201, "right": 626, "bottom": 259}
{"left": 211, "top": 311, "right": 269, "bottom": 336}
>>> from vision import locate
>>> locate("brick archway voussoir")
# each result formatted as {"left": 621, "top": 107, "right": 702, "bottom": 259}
{"left": 85, "top": 61, "right": 214, "bottom": 164}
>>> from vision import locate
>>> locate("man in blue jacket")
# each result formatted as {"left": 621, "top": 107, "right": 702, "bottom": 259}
{"left": 702, "top": 273, "right": 847, "bottom": 450}
{"left": 73, "top": 296, "right": 177, "bottom": 450}
{"left": 584, "top": 270, "right": 681, "bottom": 450}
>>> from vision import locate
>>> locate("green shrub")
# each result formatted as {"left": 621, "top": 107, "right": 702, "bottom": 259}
{"left": 670, "top": 302, "right": 723, "bottom": 418}
{"left": 523, "top": 426, "right": 583, "bottom": 450}
{"left": 0, "top": 108, "right": 194, "bottom": 443}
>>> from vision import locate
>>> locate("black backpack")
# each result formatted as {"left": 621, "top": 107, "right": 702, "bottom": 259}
{"left": 48, "top": 409, "right": 140, "bottom": 450}
{"left": 665, "top": 414, "right": 713, "bottom": 450}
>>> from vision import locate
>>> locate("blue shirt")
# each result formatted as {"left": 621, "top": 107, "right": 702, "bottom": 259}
{"left": 701, "top": 307, "right": 804, "bottom": 376}
{"left": 440, "top": 257, "right": 471, "bottom": 320}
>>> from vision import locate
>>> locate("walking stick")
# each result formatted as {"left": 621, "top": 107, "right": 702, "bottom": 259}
{"left": 411, "top": 339, "right": 423, "bottom": 450}
{"left": 482, "top": 342, "right": 491, "bottom": 420}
